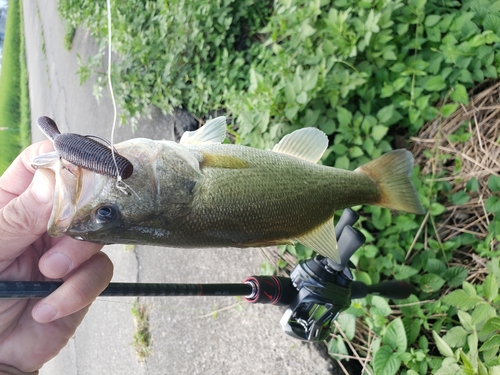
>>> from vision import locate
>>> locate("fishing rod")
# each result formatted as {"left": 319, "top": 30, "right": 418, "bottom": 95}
{"left": 0, "top": 209, "right": 414, "bottom": 342}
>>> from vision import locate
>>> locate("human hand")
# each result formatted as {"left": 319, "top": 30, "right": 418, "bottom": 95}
{"left": 0, "top": 141, "right": 113, "bottom": 373}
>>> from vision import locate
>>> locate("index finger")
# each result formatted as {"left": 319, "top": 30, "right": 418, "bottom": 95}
{"left": 0, "top": 140, "right": 54, "bottom": 208}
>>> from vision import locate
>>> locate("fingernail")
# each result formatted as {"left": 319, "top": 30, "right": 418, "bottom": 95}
{"left": 33, "top": 303, "right": 58, "bottom": 323}
{"left": 31, "top": 170, "right": 54, "bottom": 204}
{"left": 43, "top": 252, "right": 72, "bottom": 278}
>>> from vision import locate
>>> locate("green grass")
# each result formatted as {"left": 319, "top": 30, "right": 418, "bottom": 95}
{"left": 131, "top": 301, "right": 152, "bottom": 361}
{"left": 63, "top": 23, "right": 76, "bottom": 51}
{"left": 0, "top": 0, "right": 31, "bottom": 175}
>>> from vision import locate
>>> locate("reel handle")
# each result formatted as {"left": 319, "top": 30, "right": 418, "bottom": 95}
{"left": 351, "top": 280, "right": 414, "bottom": 300}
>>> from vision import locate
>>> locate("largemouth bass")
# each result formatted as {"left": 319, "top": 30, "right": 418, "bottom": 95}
{"left": 32, "top": 117, "right": 424, "bottom": 262}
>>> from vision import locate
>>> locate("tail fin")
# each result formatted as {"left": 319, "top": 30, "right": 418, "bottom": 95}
{"left": 356, "top": 150, "right": 425, "bottom": 214}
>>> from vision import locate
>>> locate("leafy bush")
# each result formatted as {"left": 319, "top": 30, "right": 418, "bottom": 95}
{"left": 59, "top": 0, "right": 500, "bottom": 373}
{"left": 58, "top": 0, "right": 271, "bottom": 125}
{"left": 230, "top": 0, "right": 500, "bottom": 152}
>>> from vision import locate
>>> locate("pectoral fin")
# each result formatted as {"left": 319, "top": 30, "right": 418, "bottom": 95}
{"left": 295, "top": 218, "right": 340, "bottom": 262}
{"left": 180, "top": 117, "right": 227, "bottom": 145}
{"left": 32, "top": 152, "right": 61, "bottom": 169}
{"left": 272, "top": 128, "right": 328, "bottom": 163}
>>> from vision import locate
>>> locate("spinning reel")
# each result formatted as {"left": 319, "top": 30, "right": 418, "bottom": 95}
{"left": 0, "top": 209, "right": 413, "bottom": 342}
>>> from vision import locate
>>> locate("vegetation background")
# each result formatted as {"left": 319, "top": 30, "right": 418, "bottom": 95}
{"left": 0, "top": 0, "right": 30, "bottom": 174}
{"left": 1, "top": 0, "right": 499, "bottom": 373}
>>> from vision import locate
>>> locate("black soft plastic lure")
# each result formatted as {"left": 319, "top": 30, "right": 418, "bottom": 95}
{"left": 37, "top": 116, "right": 134, "bottom": 179}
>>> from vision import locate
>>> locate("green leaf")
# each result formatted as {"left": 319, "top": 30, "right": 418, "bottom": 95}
{"left": 433, "top": 330, "right": 455, "bottom": 358}
{"left": 434, "top": 361, "right": 462, "bottom": 375}
{"left": 451, "top": 191, "right": 470, "bottom": 205}
{"left": 443, "top": 326, "right": 468, "bottom": 348}
{"left": 403, "top": 317, "right": 421, "bottom": 345}
{"left": 450, "top": 84, "right": 468, "bottom": 105}
{"left": 293, "top": 68, "right": 303, "bottom": 93}
{"left": 430, "top": 202, "right": 447, "bottom": 216}
{"left": 419, "top": 274, "right": 445, "bottom": 293}
{"left": 442, "top": 290, "right": 483, "bottom": 310}
{"left": 425, "top": 76, "right": 446, "bottom": 92}
{"left": 328, "top": 335, "right": 349, "bottom": 359}
{"left": 484, "top": 14, "right": 500, "bottom": 33}
{"left": 370, "top": 295, "right": 393, "bottom": 317}
{"left": 383, "top": 318, "right": 407, "bottom": 352}
{"left": 480, "top": 317, "right": 500, "bottom": 336}
{"left": 337, "top": 313, "right": 356, "bottom": 340}
{"left": 479, "top": 335, "right": 500, "bottom": 352}
{"left": 302, "top": 68, "right": 319, "bottom": 92}
{"left": 425, "top": 15, "right": 441, "bottom": 27}
{"left": 372, "top": 125, "right": 388, "bottom": 142}
{"left": 393, "top": 265, "right": 419, "bottom": 280}
{"left": 334, "top": 155, "right": 350, "bottom": 169}
{"left": 300, "top": 23, "right": 316, "bottom": 39}
{"left": 488, "top": 175, "right": 500, "bottom": 192}
{"left": 466, "top": 177, "right": 479, "bottom": 192}
{"left": 349, "top": 146, "right": 364, "bottom": 158}
{"left": 444, "top": 267, "right": 468, "bottom": 288}
{"left": 486, "top": 196, "right": 500, "bottom": 214}
{"left": 295, "top": 91, "right": 308, "bottom": 104}
{"left": 336, "top": 106, "right": 352, "bottom": 127}
{"left": 471, "top": 303, "right": 496, "bottom": 325}
{"left": 373, "top": 345, "right": 402, "bottom": 375}
{"left": 260, "top": 261, "right": 275, "bottom": 276}
{"left": 319, "top": 119, "right": 336, "bottom": 135}
{"left": 483, "top": 274, "right": 499, "bottom": 302}
{"left": 377, "top": 104, "right": 394, "bottom": 123}
{"left": 440, "top": 103, "right": 458, "bottom": 118}
{"left": 285, "top": 105, "right": 299, "bottom": 120}
{"left": 381, "top": 85, "right": 394, "bottom": 98}
{"left": 457, "top": 310, "right": 474, "bottom": 331}
{"left": 463, "top": 280, "right": 477, "bottom": 295}
{"left": 331, "top": 143, "right": 348, "bottom": 155}
{"left": 284, "top": 83, "right": 296, "bottom": 102}
{"left": 427, "top": 259, "right": 447, "bottom": 274}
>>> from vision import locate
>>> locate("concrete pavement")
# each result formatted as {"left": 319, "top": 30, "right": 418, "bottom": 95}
{"left": 22, "top": 1, "right": 337, "bottom": 374}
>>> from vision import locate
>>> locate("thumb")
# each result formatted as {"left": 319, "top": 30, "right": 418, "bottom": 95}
{"left": 0, "top": 169, "right": 55, "bottom": 258}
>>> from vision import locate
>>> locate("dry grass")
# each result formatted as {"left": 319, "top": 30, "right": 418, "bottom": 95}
{"left": 412, "top": 79, "right": 500, "bottom": 277}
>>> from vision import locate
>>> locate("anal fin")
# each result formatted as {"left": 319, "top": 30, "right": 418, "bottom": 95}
{"left": 295, "top": 218, "right": 340, "bottom": 262}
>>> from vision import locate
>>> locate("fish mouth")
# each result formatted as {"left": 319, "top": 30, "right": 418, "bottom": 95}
{"left": 32, "top": 153, "right": 95, "bottom": 236}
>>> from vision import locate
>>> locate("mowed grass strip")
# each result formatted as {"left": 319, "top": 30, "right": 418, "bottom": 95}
{"left": 0, "top": 0, "right": 31, "bottom": 175}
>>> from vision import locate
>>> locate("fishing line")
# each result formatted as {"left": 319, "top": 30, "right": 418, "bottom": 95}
{"left": 105, "top": 0, "right": 138, "bottom": 197}
{"left": 106, "top": 0, "right": 119, "bottom": 180}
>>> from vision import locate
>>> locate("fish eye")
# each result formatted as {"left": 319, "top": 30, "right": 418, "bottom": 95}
{"left": 94, "top": 204, "right": 120, "bottom": 224}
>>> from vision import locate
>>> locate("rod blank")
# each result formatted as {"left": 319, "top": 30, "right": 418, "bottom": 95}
{"left": 0, "top": 281, "right": 253, "bottom": 299}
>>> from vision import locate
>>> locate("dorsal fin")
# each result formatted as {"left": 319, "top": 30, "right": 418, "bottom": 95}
{"left": 272, "top": 128, "right": 328, "bottom": 163}
{"left": 180, "top": 117, "right": 227, "bottom": 145}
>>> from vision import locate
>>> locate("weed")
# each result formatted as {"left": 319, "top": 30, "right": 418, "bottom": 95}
{"left": 124, "top": 244, "right": 136, "bottom": 252}
{"left": 63, "top": 23, "right": 76, "bottom": 51}
{"left": 131, "top": 300, "right": 152, "bottom": 361}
